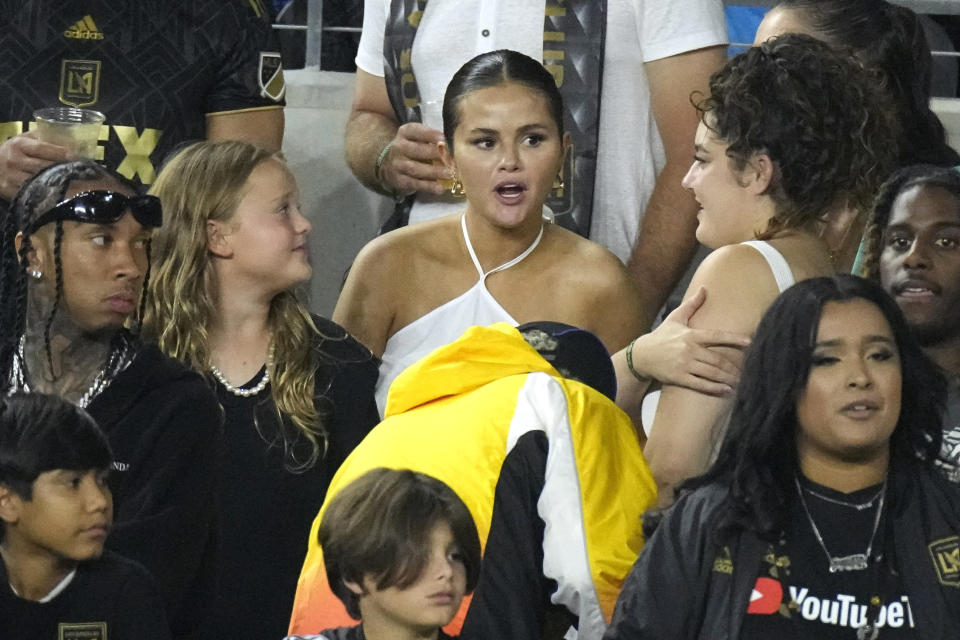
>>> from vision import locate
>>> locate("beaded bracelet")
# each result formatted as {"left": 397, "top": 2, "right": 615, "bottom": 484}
{"left": 625, "top": 337, "right": 650, "bottom": 383}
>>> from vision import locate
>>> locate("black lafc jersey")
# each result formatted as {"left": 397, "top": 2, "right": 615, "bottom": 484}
{"left": 0, "top": 0, "right": 285, "bottom": 186}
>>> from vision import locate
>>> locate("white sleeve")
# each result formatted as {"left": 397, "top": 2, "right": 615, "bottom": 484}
{"left": 639, "top": 0, "right": 728, "bottom": 63}
{"left": 354, "top": 0, "right": 390, "bottom": 76}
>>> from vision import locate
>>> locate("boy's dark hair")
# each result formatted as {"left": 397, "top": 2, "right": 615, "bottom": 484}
{"left": 319, "top": 468, "right": 482, "bottom": 620}
{"left": 0, "top": 392, "right": 112, "bottom": 539}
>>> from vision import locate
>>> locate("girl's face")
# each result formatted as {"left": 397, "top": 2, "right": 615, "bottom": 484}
{"left": 795, "top": 299, "right": 902, "bottom": 468}
{"left": 681, "top": 122, "right": 766, "bottom": 249}
{"left": 879, "top": 184, "right": 960, "bottom": 345}
{"left": 443, "top": 81, "right": 567, "bottom": 233}
{"left": 213, "top": 158, "right": 311, "bottom": 295}
{"left": 27, "top": 178, "right": 151, "bottom": 333}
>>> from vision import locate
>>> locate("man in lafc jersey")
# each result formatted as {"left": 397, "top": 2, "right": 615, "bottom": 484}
{"left": 0, "top": 0, "right": 285, "bottom": 200}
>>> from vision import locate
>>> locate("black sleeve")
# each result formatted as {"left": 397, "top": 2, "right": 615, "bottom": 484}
{"left": 460, "top": 432, "right": 575, "bottom": 640}
{"left": 106, "top": 379, "right": 223, "bottom": 638}
{"left": 112, "top": 562, "right": 175, "bottom": 640}
{"left": 312, "top": 316, "right": 380, "bottom": 471}
{"left": 602, "top": 491, "right": 716, "bottom": 640}
{"left": 206, "top": 0, "right": 286, "bottom": 112}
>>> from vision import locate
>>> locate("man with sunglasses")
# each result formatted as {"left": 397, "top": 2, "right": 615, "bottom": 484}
{"left": 0, "top": 160, "right": 222, "bottom": 639}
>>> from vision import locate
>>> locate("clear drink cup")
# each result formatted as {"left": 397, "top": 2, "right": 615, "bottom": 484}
{"left": 33, "top": 107, "right": 105, "bottom": 159}
{"left": 417, "top": 100, "right": 454, "bottom": 191}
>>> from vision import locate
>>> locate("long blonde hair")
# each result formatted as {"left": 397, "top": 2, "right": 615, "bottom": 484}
{"left": 142, "top": 140, "right": 326, "bottom": 468}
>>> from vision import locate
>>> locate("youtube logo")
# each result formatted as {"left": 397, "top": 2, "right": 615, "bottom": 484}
{"left": 747, "top": 577, "right": 783, "bottom": 615}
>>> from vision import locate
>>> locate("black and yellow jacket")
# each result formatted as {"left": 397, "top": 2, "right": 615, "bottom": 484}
{"left": 289, "top": 324, "right": 656, "bottom": 640}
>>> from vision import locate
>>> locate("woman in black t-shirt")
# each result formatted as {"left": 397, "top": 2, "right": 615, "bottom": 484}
{"left": 142, "top": 141, "right": 379, "bottom": 640}
{"left": 605, "top": 275, "right": 960, "bottom": 640}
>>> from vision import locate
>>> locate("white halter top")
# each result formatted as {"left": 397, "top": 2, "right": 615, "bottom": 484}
{"left": 374, "top": 215, "right": 544, "bottom": 416}
{"left": 640, "top": 240, "right": 796, "bottom": 435}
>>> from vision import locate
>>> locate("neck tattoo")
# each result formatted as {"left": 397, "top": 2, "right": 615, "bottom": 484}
{"left": 10, "top": 334, "right": 132, "bottom": 408}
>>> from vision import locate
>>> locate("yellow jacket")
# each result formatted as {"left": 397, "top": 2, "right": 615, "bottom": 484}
{"left": 288, "top": 324, "right": 656, "bottom": 639}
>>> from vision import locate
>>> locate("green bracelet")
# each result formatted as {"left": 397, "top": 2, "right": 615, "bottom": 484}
{"left": 625, "top": 338, "right": 650, "bottom": 383}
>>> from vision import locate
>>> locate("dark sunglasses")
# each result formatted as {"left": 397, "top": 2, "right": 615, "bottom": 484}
{"left": 26, "top": 190, "right": 162, "bottom": 234}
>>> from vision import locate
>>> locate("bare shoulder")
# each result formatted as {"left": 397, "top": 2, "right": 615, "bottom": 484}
{"left": 545, "top": 225, "right": 630, "bottom": 281}
{"left": 335, "top": 215, "right": 462, "bottom": 353}
{"left": 540, "top": 225, "right": 644, "bottom": 348}
{"left": 350, "top": 215, "right": 460, "bottom": 277}
{"left": 685, "top": 244, "right": 784, "bottom": 334}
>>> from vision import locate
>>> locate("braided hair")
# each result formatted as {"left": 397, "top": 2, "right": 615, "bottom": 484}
{"left": 1, "top": 161, "right": 149, "bottom": 390}
{"left": 859, "top": 164, "right": 960, "bottom": 280}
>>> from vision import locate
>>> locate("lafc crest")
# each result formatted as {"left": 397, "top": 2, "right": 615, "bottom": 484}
{"left": 60, "top": 59, "right": 101, "bottom": 107}
{"left": 929, "top": 536, "right": 960, "bottom": 588}
{"left": 258, "top": 52, "right": 285, "bottom": 101}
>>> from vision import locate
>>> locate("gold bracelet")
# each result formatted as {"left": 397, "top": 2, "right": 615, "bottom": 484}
{"left": 625, "top": 338, "right": 650, "bottom": 383}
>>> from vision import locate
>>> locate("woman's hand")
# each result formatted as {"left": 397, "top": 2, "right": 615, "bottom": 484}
{"left": 629, "top": 287, "right": 750, "bottom": 395}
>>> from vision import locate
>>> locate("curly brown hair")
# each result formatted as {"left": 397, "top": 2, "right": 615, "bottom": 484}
{"left": 696, "top": 33, "right": 897, "bottom": 237}
{"left": 773, "top": 0, "right": 959, "bottom": 168}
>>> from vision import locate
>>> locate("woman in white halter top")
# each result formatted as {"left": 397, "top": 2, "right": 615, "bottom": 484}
{"left": 334, "top": 51, "right": 645, "bottom": 416}
{"left": 615, "top": 35, "right": 897, "bottom": 506}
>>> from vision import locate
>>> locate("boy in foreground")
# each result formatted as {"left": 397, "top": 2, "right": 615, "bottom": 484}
{"left": 0, "top": 392, "right": 171, "bottom": 639}
{"left": 289, "top": 467, "right": 481, "bottom": 640}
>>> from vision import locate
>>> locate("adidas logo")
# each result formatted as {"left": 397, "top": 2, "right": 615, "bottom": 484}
{"left": 64, "top": 15, "right": 104, "bottom": 40}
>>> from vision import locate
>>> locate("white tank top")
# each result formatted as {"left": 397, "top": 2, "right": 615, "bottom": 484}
{"left": 374, "top": 215, "right": 544, "bottom": 416}
{"left": 640, "top": 240, "right": 796, "bottom": 435}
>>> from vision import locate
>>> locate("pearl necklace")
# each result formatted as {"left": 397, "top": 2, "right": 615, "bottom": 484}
{"left": 209, "top": 347, "right": 273, "bottom": 398}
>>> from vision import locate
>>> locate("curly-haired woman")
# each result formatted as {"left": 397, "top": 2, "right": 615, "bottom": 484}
{"left": 755, "top": 0, "right": 959, "bottom": 169}
{"left": 142, "top": 141, "right": 380, "bottom": 639}
{"left": 616, "top": 34, "right": 896, "bottom": 505}
{"left": 605, "top": 275, "right": 960, "bottom": 639}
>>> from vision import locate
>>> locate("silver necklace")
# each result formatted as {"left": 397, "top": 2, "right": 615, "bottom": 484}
{"left": 795, "top": 474, "right": 887, "bottom": 573}
{"left": 10, "top": 335, "right": 129, "bottom": 408}
{"left": 801, "top": 483, "right": 885, "bottom": 511}
{"left": 209, "top": 347, "right": 273, "bottom": 398}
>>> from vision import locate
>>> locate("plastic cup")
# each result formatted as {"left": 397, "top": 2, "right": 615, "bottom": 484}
{"left": 33, "top": 107, "right": 105, "bottom": 159}
{"left": 417, "top": 100, "right": 454, "bottom": 191}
